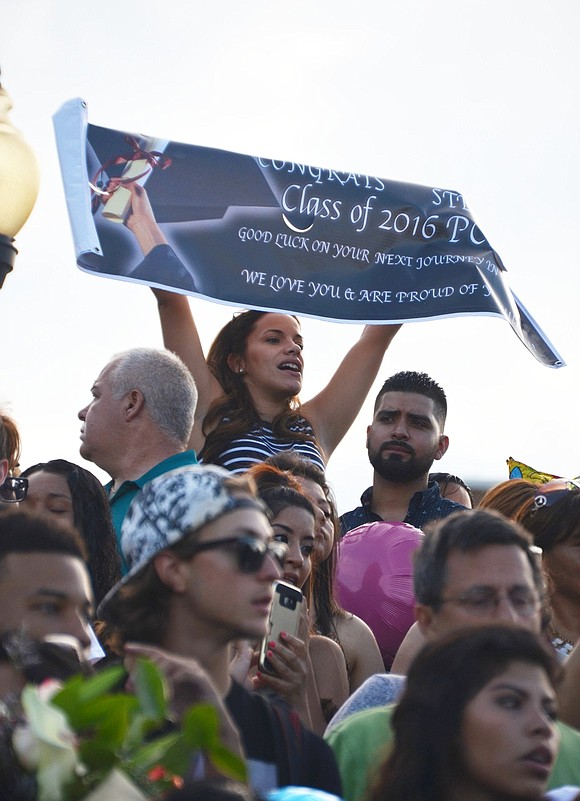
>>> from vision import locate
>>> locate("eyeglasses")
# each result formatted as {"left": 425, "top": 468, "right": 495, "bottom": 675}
{"left": 533, "top": 477, "right": 580, "bottom": 513}
{"left": 0, "top": 476, "right": 28, "bottom": 503}
{"left": 439, "top": 587, "right": 541, "bottom": 618}
{"left": 186, "top": 535, "right": 287, "bottom": 574}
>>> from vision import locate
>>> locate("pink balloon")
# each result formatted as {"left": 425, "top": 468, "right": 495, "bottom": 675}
{"left": 336, "top": 521, "right": 423, "bottom": 669}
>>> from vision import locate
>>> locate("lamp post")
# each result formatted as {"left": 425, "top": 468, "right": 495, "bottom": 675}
{"left": 0, "top": 75, "right": 40, "bottom": 288}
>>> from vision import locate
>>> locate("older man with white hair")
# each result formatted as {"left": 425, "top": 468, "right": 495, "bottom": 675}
{"left": 78, "top": 347, "right": 198, "bottom": 569}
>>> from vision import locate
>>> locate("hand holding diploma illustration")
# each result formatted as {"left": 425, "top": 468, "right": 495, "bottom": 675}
{"left": 94, "top": 135, "right": 170, "bottom": 224}
{"left": 103, "top": 180, "right": 169, "bottom": 256}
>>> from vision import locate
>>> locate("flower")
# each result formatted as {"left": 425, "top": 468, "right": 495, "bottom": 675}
{"left": 14, "top": 684, "right": 81, "bottom": 801}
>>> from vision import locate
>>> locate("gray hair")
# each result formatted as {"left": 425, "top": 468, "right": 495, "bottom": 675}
{"left": 108, "top": 348, "right": 197, "bottom": 448}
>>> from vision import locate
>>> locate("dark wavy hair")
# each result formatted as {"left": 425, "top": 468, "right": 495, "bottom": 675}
{"left": 368, "top": 625, "right": 561, "bottom": 801}
{"left": 200, "top": 311, "right": 315, "bottom": 464}
{"left": 21, "top": 460, "right": 121, "bottom": 606}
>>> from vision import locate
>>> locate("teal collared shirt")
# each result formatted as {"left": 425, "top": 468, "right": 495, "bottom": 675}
{"left": 105, "top": 450, "right": 198, "bottom": 574}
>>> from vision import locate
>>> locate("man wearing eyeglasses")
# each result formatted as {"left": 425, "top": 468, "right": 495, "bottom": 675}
{"left": 98, "top": 464, "right": 342, "bottom": 796}
{"left": 326, "top": 509, "right": 580, "bottom": 801}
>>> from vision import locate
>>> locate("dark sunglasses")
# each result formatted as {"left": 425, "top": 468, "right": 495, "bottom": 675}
{"left": 0, "top": 475, "right": 28, "bottom": 503}
{"left": 186, "top": 535, "right": 287, "bottom": 574}
{"left": 533, "top": 477, "right": 580, "bottom": 513}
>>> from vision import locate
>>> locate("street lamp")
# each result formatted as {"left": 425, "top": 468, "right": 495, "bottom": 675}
{"left": 0, "top": 74, "right": 40, "bottom": 288}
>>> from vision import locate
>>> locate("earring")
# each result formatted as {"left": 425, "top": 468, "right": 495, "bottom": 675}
{"left": 238, "top": 368, "right": 245, "bottom": 374}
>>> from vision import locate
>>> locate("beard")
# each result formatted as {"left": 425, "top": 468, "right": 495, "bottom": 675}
{"left": 369, "top": 440, "right": 437, "bottom": 483}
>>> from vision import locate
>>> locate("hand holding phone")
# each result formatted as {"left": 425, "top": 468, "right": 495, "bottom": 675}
{"left": 259, "top": 579, "right": 303, "bottom": 675}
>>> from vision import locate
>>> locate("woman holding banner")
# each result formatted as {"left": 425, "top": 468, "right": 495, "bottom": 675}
{"left": 123, "top": 182, "right": 401, "bottom": 472}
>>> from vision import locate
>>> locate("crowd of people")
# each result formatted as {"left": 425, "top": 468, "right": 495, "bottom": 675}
{"left": 1, "top": 277, "right": 580, "bottom": 801}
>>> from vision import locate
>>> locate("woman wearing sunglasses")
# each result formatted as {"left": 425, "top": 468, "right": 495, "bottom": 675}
{"left": 368, "top": 625, "right": 574, "bottom": 801}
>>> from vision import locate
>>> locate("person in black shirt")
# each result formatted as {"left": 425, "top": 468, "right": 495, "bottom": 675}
{"left": 99, "top": 464, "right": 341, "bottom": 796}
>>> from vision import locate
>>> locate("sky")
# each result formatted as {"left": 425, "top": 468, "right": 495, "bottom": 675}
{"left": 1, "top": 0, "right": 579, "bottom": 513}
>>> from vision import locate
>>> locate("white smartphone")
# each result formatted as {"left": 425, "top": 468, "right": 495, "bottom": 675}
{"left": 259, "top": 579, "right": 303, "bottom": 675}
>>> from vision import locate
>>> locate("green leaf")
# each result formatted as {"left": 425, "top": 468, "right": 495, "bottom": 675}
{"left": 77, "top": 738, "right": 118, "bottom": 773}
{"left": 207, "top": 745, "right": 248, "bottom": 783}
{"left": 123, "top": 711, "right": 167, "bottom": 752}
{"left": 70, "top": 695, "right": 137, "bottom": 747}
{"left": 182, "top": 704, "right": 221, "bottom": 748}
{"left": 181, "top": 704, "right": 247, "bottom": 781}
{"left": 76, "top": 666, "right": 127, "bottom": 703}
{"left": 148, "top": 737, "right": 194, "bottom": 776}
{"left": 123, "top": 731, "right": 185, "bottom": 773}
{"left": 51, "top": 675, "right": 84, "bottom": 716}
{"left": 52, "top": 666, "right": 126, "bottom": 716}
{"left": 132, "top": 658, "right": 168, "bottom": 722}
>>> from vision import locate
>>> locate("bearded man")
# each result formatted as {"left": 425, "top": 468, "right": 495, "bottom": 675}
{"left": 340, "top": 371, "right": 465, "bottom": 534}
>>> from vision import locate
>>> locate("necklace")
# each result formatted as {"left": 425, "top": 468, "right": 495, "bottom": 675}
{"left": 549, "top": 623, "right": 575, "bottom": 656}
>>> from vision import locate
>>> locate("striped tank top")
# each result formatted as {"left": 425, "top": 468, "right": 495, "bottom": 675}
{"left": 200, "top": 418, "right": 326, "bottom": 474}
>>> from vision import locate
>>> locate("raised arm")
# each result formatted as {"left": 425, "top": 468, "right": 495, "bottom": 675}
{"left": 124, "top": 182, "right": 169, "bottom": 255}
{"left": 301, "top": 324, "right": 401, "bottom": 460}
{"left": 152, "top": 291, "right": 222, "bottom": 452}
{"left": 122, "top": 183, "right": 222, "bottom": 452}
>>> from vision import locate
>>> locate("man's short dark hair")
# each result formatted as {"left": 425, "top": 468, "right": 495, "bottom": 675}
{"left": 413, "top": 509, "right": 543, "bottom": 610}
{"left": 0, "top": 510, "right": 87, "bottom": 573}
{"left": 374, "top": 371, "right": 447, "bottom": 425}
